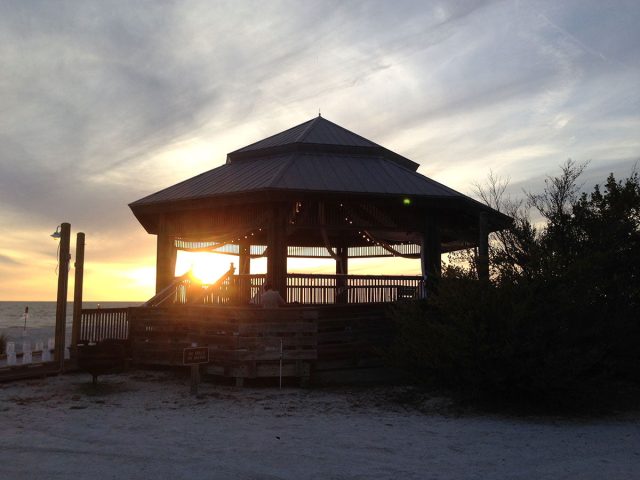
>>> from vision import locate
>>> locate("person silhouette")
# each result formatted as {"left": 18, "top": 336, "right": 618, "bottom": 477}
{"left": 259, "top": 282, "right": 286, "bottom": 308}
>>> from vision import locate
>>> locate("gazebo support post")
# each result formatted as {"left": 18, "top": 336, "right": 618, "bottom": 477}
{"left": 238, "top": 240, "right": 251, "bottom": 304}
{"left": 267, "top": 205, "right": 288, "bottom": 298}
{"left": 336, "top": 245, "right": 348, "bottom": 304}
{"left": 421, "top": 215, "right": 441, "bottom": 289}
{"left": 156, "top": 218, "right": 176, "bottom": 293}
{"left": 478, "top": 212, "right": 489, "bottom": 281}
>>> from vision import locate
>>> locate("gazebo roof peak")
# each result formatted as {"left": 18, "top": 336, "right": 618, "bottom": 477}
{"left": 227, "top": 116, "right": 419, "bottom": 170}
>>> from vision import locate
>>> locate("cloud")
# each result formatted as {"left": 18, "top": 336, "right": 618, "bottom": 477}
{"left": 0, "top": 0, "right": 638, "bottom": 299}
{"left": 0, "top": 254, "right": 21, "bottom": 266}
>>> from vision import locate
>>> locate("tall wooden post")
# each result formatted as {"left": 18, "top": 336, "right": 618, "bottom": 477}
{"left": 478, "top": 212, "right": 489, "bottom": 281}
{"left": 70, "top": 232, "right": 85, "bottom": 357}
{"left": 336, "top": 245, "right": 348, "bottom": 304}
{"left": 421, "top": 215, "right": 441, "bottom": 287}
{"left": 156, "top": 233, "right": 176, "bottom": 293}
{"left": 54, "top": 222, "right": 71, "bottom": 370}
{"left": 239, "top": 241, "right": 251, "bottom": 275}
{"left": 267, "top": 205, "right": 288, "bottom": 297}
{"left": 238, "top": 240, "right": 251, "bottom": 303}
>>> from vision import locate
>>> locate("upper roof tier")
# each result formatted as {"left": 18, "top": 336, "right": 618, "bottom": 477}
{"left": 232, "top": 115, "right": 378, "bottom": 152}
{"left": 226, "top": 116, "right": 419, "bottom": 170}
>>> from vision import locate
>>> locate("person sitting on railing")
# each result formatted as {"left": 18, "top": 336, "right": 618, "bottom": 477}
{"left": 259, "top": 282, "right": 286, "bottom": 309}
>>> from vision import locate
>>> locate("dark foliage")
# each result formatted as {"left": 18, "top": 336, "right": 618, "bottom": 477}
{"left": 389, "top": 162, "right": 640, "bottom": 411}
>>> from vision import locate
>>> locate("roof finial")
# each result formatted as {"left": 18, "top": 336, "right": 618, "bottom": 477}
{"left": 318, "top": 108, "right": 321, "bottom": 117}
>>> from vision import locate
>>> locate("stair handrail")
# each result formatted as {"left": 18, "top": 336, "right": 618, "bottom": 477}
{"left": 188, "top": 264, "right": 236, "bottom": 304}
{"left": 144, "top": 272, "right": 191, "bottom": 307}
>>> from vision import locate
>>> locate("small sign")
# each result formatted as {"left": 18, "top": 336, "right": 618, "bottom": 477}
{"left": 183, "top": 347, "right": 209, "bottom": 365}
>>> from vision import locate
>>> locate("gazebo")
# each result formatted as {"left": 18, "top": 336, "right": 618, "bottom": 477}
{"left": 129, "top": 115, "right": 508, "bottom": 305}
{"left": 77, "top": 116, "right": 509, "bottom": 382}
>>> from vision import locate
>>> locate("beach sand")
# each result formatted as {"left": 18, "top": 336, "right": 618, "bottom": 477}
{"left": 1, "top": 370, "right": 638, "bottom": 479}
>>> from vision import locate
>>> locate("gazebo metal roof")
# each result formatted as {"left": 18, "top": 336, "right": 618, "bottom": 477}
{"left": 130, "top": 116, "right": 500, "bottom": 222}
{"left": 131, "top": 152, "right": 461, "bottom": 206}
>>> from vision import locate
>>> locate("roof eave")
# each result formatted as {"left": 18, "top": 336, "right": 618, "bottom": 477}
{"left": 130, "top": 188, "right": 512, "bottom": 235}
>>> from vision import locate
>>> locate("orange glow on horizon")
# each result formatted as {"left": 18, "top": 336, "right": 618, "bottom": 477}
{"left": 0, "top": 241, "right": 426, "bottom": 301}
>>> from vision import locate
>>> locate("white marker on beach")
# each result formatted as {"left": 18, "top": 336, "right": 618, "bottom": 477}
{"left": 22, "top": 306, "right": 29, "bottom": 335}
{"left": 6, "top": 342, "right": 16, "bottom": 365}
{"left": 22, "top": 342, "right": 32, "bottom": 364}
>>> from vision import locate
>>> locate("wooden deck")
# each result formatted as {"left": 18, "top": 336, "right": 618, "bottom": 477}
{"left": 78, "top": 302, "right": 395, "bottom": 383}
{"left": 74, "top": 273, "right": 412, "bottom": 383}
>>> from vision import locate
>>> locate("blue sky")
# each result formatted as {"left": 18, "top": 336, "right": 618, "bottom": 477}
{"left": 0, "top": 0, "right": 638, "bottom": 299}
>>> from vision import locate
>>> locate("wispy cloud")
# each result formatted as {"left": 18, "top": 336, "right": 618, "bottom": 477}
{"left": 0, "top": 0, "right": 638, "bottom": 299}
{"left": 0, "top": 254, "right": 21, "bottom": 266}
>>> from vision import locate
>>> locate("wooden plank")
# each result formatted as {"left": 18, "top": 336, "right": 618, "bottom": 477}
{"left": 237, "top": 322, "right": 317, "bottom": 335}
{"left": 233, "top": 350, "right": 317, "bottom": 361}
{"left": 237, "top": 336, "right": 317, "bottom": 348}
{"left": 209, "top": 362, "right": 311, "bottom": 379}
{"left": 255, "top": 363, "right": 310, "bottom": 378}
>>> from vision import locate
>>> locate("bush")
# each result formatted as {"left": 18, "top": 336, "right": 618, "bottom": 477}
{"left": 389, "top": 164, "right": 640, "bottom": 412}
{"left": 391, "top": 278, "right": 639, "bottom": 410}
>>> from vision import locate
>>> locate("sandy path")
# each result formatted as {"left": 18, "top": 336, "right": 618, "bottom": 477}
{"left": 1, "top": 371, "right": 638, "bottom": 479}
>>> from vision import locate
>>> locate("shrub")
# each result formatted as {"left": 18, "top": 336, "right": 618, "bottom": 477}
{"left": 389, "top": 164, "right": 640, "bottom": 411}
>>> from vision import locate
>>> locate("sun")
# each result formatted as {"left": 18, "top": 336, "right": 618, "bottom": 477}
{"left": 175, "top": 251, "right": 235, "bottom": 284}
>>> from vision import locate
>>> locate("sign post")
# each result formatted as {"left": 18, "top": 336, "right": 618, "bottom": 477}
{"left": 183, "top": 346, "right": 209, "bottom": 395}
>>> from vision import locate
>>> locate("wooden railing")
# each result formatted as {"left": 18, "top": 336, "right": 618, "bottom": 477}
{"left": 145, "top": 266, "right": 237, "bottom": 306}
{"left": 196, "top": 267, "right": 236, "bottom": 305}
{"left": 144, "top": 271, "right": 423, "bottom": 307}
{"left": 232, "top": 274, "right": 266, "bottom": 304}
{"left": 286, "top": 274, "right": 423, "bottom": 304}
{"left": 229, "top": 273, "right": 422, "bottom": 305}
{"left": 145, "top": 272, "right": 191, "bottom": 307}
{"left": 79, "top": 308, "right": 129, "bottom": 343}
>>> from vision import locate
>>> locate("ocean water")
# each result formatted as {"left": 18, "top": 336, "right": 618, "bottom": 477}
{"left": 0, "top": 301, "right": 140, "bottom": 353}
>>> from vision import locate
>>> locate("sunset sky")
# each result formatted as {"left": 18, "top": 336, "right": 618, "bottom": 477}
{"left": 1, "top": 0, "right": 638, "bottom": 301}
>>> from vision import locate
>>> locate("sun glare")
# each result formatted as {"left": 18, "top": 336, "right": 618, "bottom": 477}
{"left": 175, "top": 251, "right": 235, "bottom": 284}
{"left": 174, "top": 251, "right": 424, "bottom": 286}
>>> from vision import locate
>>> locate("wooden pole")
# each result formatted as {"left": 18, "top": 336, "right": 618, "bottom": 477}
{"left": 54, "top": 222, "right": 71, "bottom": 370}
{"left": 478, "top": 212, "right": 489, "bottom": 281}
{"left": 156, "top": 233, "right": 176, "bottom": 293}
{"left": 70, "top": 232, "right": 85, "bottom": 357}
{"left": 239, "top": 241, "right": 251, "bottom": 275}
{"left": 238, "top": 240, "right": 251, "bottom": 304}
{"left": 267, "top": 205, "right": 288, "bottom": 297}
{"left": 336, "top": 245, "right": 348, "bottom": 304}
{"left": 279, "top": 338, "right": 283, "bottom": 390}
{"left": 190, "top": 365, "right": 200, "bottom": 396}
{"left": 421, "top": 215, "right": 441, "bottom": 288}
